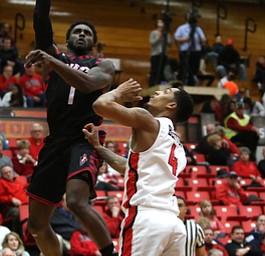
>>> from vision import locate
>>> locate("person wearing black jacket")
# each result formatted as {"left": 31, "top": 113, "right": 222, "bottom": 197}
{"left": 225, "top": 225, "right": 262, "bottom": 256}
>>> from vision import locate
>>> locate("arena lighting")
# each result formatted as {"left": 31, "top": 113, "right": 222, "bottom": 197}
{"left": 7, "top": 0, "right": 35, "bottom": 5}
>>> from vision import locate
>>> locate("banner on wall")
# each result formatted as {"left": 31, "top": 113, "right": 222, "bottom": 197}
{"left": 0, "top": 117, "right": 131, "bottom": 142}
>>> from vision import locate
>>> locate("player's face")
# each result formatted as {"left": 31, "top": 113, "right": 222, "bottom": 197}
{"left": 146, "top": 88, "right": 178, "bottom": 115}
{"left": 67, "top": 24, "right": 94, "bottom": 55}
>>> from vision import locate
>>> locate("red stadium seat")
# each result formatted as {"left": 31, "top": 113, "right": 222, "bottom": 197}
{"left": 186, "top": 178, "right": 213, "bottom": 192}
{"left": 1, "top": 149, "right": 13, "bottom": 158}
{"left": 242, "top": 220, "right": 256, "bottom": 233}
{"left": 188, "top": 205, "right": 201, "bottom": 219}
{"left": 93, "top": 205, "right": 105, "bottom": 216}
{"left": 193, "top": 154, "right": 206, "bottom": 162}
{"left": 184, "top": 143, "right": 197, "bottom": 152}
{"left": 238, "top": 205, "right": 262, "bottom": 220}
{"left": 188, "top": 165, "right": 209, "bottom": 178}
{"left": 174, "top": 191, "right": 186, "bottom": 200}
{"left": 223, "top": 221, "right": 241, "bottom": 234}
{"left": 186, "top": 191, "right": 210, "bottom": 205}
{"left": 175, "top": 177, "right": 191, "bottom": 192}
{"left": 214, "top": 205, "right": 239, "bottom": 221}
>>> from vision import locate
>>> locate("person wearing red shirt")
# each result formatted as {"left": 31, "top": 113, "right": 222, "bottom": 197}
{"left": 215, "top": 171, "right": 248, "bottom": 206}
{"left": 12, "top": 140, "right": 36, "bottom": 180}
{"left": 232, "top": 147, "right": 262, "bottom": 180}
{"left": 102, "top": 195, "right": 124, "bottom": 239}
{"left": 19, "top": 66, "right": 46, "bottom": 107}
{"left": 70, "top": 230, "right": 101, "bottom": 256}
{"left": 224, "top": 102, "right": 260, "bottom": 160}
{"left": 0, "top": 165, "right": 28, "bottom": 236}
{"left": 0, "top": 64, "right": 18, "bottom": 98}
{"left": 28, "top": 123, "right": 45, "bottom": 162}
{"left": 204, "top": 227, "right": 229, "bottom": 256}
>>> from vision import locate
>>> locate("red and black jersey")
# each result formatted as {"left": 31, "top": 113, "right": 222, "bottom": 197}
{"left": 45, "top": 50, "right": 106, "bottom": 137}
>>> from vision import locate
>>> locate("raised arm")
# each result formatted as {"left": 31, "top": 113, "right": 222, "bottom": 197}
{"left": 33, "top": 0, "right": 54, "bottom": 54}
{"left": 82, "top": 123, "right": 127, "bottom": 174}
{"left": 92, "top": 79, "right": 157, "bottom": 130}
{"left": 25, "top": 50, "right": 115, "bottom": 93}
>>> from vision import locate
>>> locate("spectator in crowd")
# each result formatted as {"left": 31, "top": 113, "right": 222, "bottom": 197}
{"left": 0, "top": 139, "right": 13, "bottom": 170}
{"left": 0, "top": 83, "right": 27, "bottom": 108}
{"left": 206, "top": 35, "right": 224, "bottom": 67}
{"left": 0, "top": 165, "right": 28, "bottom": 236}
{"left": 260, "top": 232, "right": 265, "bottom": 255}
{"left": 149, "top": 18, "right": 173, "bottom": 86}
{"left": 215, "top": 125, "right": 240, "bottom": 157}
{"left": 27, "top": 123, "right": 45, "bottom": 162}
{"left": 95, "top": 162, "right": 119, "bottom": 191}
{"left": 245, "top": 214, "right": 265, "bottom": 252}
{"left": 0, "top": 132, "right": 9, "bottom": 150}
{"left": 0, "top": 214, "right": 11, "bottom": 250}
{"left": 196, "top": 217, "right": 211, "bottom": 230}
{"left": 204, "top": 227, "right": 228, "bottom": 256}
{"left": 0, "top": 247, "right": 15, "bottom": 256}
{"left": 0, "top": 37, "right": 23, "bottom": 75}
{"left": 243, "top": 97, "right": 265, "bottom": 117}
{"left": 1, "top": 232, "right": 30, "bottom": 256}
{"left": 195, "top": 123, "right": 216, "bottom": 155}
{"left": 224, "top": 102, "right": 260, "bottom": 160}
{"left": 201, "top": 98, "right": 223, "bottom": 124}
{"left": 225, "top": 225, "right": 263, "bottom": 256}
{"left": 102, "top": 195, "right": 124, "bottom": 239}
{"left": 70, "top": 230, "right": 101, "bottom": 256}
{"left": 104, "top": 141, "right": 122, "bottom": 177}
{"left": 206, "top": 134, "right": 233, "bottom": 166}
{"left": 0, "top": 22, "right": 15, "bottom": 47}
{"left": 216, "top": 39, "right": 247, "bottom": 81}
{"left": 199, "top": 200, "right": 226, "bottom": 238}
{"left": 257, "top": 147, "right": 265, "bottom": 178}
{"left": 215, "top": 171, "right": 248, "bottom": 206}
{"left": 174, "top": 9, "right": 207, "bottom": 86}
{"left": 19, "top": 66, "right": 46, "bottom": 108}
{"left": 253, "top": 56, "right": 265, "bottom": 92}
{"left": 50, "top": 194, "right": 81, "bottom": 255}
{"left": 219, "top": 95, "right": 236, "bottom": 123}
{"left": 196, "top": 53, "right": 215, "bottom": 87}
{"left": 177, "top": 196, "right": 207, "bottom": 256}
{"left": 0, "top": 65, "right": 18, "bottom": 98}
{"left": 232, "top": 147, "right": 262, "bottom": 180}
{"left": 12, "top": 140, "right": 36, "bottom": 180}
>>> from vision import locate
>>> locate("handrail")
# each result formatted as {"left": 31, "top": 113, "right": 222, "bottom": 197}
{"left": 216, "top": 3, "right": 227, "bottom": 36}
{"left": 14, "top": 12, "right": 25, "bottom": 42}
{"left": 243, "top": 17, "right": 257, "bottom": 52}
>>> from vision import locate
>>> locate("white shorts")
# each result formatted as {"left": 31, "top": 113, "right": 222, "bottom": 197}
{"left": 119, "top": 207, "right": 186, "bottom": 256}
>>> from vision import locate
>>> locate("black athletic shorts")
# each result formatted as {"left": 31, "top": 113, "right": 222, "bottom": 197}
{"left": 26, "top": 131, "right": 105, "bottom": 206}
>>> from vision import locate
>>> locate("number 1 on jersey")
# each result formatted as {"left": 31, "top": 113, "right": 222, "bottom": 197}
{"left": 168, "top": 144, "right": 178, "bottom": 176}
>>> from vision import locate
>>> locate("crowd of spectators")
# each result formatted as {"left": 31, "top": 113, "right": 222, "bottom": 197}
{"left": 0, "top": 22, "right": 46, "bottom": 109}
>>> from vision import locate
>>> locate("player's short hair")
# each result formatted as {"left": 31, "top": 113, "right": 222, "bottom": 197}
{"left": 66, "top": 20, "right": 98, "bottom": 45}
{"left": 176, "top": 195, "right": 187, "bottom": 206}
{"left": 174, "top": 88, "right": 194, "bottom": 123}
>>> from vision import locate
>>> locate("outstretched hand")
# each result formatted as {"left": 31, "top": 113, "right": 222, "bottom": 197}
{"left": 115, "top": 78, "right": 143, "bottom": 103}
{"left": 25, "top": 49, "right": 53, "bottom": 68}
{"left": 82, "top": 123, "right": 101, "bottom": 148}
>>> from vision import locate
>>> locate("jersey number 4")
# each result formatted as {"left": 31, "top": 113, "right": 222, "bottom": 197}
{"left": 168, "top": 144, "right": 178, "bottom": 176}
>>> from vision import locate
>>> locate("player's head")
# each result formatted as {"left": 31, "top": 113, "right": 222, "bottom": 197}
{"left": 146, "top": 87, "right": 194, "bottom": 123}
{"left": 66, "top": 20, "right": 98, "bottom": 56}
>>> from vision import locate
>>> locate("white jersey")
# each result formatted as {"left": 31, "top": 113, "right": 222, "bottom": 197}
{"left": 122, "top": 117, "right": 187, "bottom": 215}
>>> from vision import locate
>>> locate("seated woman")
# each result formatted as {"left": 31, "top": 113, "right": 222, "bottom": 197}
{"left": 199, "top": 200, "right": 226, "bottom": 239}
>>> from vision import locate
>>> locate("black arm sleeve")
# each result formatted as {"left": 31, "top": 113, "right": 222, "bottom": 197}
{"left": 33, "top": 0, "right": 53, "bottom": 50}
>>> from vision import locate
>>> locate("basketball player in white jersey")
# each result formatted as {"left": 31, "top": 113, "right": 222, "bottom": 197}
{"left": 83, "top": 78, "right": 194, "bottom": 256}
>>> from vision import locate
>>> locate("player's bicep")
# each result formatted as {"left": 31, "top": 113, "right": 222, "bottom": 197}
{"left": 103, "top": 105, "right": 156, "bottom": 130}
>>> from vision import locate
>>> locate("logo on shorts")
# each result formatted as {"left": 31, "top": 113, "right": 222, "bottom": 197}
{"left": 79, "top": 154, "right": 88, "bottom": 166}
